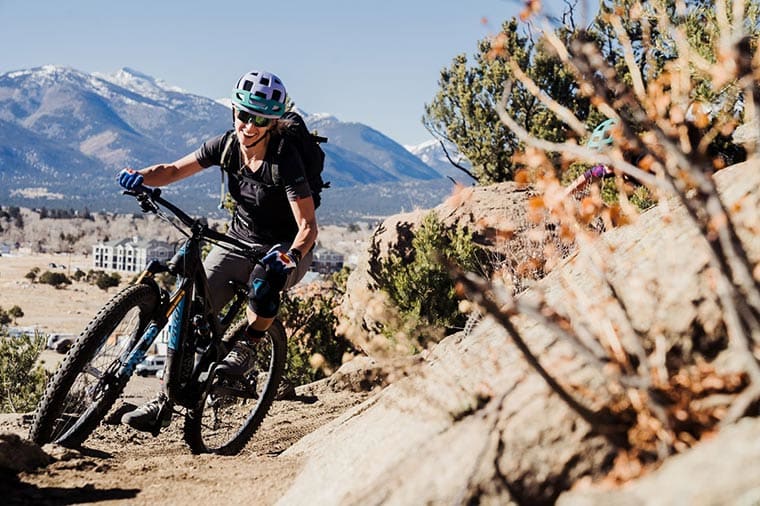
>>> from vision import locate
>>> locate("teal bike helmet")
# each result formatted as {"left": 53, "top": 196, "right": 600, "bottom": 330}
{"left": 587, "top": 118, "right": 618, "bottom": 150}
{"left": 231, "top": 70, "right": 287, "bottom": 118}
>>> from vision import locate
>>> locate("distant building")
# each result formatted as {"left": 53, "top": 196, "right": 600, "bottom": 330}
{"left": 92, "top": 237, "right": 175, "bottom": 273}
{"left": 310, "top": 248, "right": 344, "bottom": 275}
{"left": 0, "top": 243, "right": 11, "bottom": 255}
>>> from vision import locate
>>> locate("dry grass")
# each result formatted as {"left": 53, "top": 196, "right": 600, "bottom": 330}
{"left": 0, "top": 221, "right": 370, "bottom": 337}
{"left": 0, "top": 252, "right": 130, "bottom": 335}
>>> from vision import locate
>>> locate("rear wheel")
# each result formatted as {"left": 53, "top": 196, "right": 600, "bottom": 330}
{"left": 29, "top": 284, "right": 159, "bottom": 447}
{"left": 183, "top": 319, "right": 287, "bottom": 455}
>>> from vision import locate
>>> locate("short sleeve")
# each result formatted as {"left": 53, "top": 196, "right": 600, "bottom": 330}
{"left": 194, "top": 133, "right": 229, "bottom": 168}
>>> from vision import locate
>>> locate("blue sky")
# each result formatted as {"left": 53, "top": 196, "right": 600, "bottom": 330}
{"left": 0, "top": 0, "right": 593, "bottom": 146}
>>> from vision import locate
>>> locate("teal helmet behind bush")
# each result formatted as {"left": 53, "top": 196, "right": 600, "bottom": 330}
{"left": 587, "top": 118, "right": 618, "bottom": 150}
{"left": 231, "top": 70, "right": 287, "bottom": 118}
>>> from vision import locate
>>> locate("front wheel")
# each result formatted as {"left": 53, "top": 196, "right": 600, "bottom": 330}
{"left": 183, "top": 319, "right": 287, "bottom": 455}
{"left": 29, "top": 284, "right": 159, "bottom": 447}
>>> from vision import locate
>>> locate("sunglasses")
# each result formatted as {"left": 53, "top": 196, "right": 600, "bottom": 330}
{"left": 235, "top": 109, "right": 272, "bottom": 127}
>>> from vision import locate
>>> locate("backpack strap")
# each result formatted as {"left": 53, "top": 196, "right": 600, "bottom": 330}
{"left": 271, "top": 136, "right": 286, "bottom": 187}
{"left": 218, "top": 131, "right": 237, "bottom": 209}
{"left": 220, "top": 131, "right": 237, "bottom": 172}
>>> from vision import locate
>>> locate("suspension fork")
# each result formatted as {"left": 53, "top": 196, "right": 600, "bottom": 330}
{"left": 116, "top": 279, "right": 176, "bottom": 379}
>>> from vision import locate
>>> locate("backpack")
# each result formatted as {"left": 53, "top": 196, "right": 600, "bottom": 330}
{"left": 219, "top": 111, "right": 329, "bottom": 208}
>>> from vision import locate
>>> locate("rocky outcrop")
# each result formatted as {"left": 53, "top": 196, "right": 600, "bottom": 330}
{"left": 278, "top": 161, "right": 760, "bottom": 504}
{"left": 0, "top": 432, "right": 50, "bottom": 474}
{"left": 341, "top": 182, "right": 543, "bottom": 355}
{"left": 558, "top": 417, "right": 760, "bottom": 505}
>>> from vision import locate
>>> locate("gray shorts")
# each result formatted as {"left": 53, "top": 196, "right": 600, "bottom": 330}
{"left": 203, "top": 244, "right": 313, "bottom": 315}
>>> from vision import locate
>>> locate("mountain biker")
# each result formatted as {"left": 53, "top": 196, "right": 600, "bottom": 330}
{"left": 563, "top": 118, "right": 618, "bottom": 197}
{"left": 117, "top": 70, "right": 318, "bottom": 433}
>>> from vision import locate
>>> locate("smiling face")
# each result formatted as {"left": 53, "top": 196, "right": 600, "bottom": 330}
{"left": 234, "top": 108, "right": 273, "bottom": 148}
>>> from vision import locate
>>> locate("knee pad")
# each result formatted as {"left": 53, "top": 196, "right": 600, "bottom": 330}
{"left": 248, "top": 275, "right": 281, "bottom": 319}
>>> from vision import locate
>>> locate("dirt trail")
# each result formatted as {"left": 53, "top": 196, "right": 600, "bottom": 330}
{"left": 1, "top": 251, "right": 373, "bottom": 504}
{"left": 2, "top": 380, "right": 369, "bottom": 505}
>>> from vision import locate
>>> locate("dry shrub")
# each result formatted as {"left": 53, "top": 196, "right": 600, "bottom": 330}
{"left": 456, "top": 0, "right": 760, "bottom": 480}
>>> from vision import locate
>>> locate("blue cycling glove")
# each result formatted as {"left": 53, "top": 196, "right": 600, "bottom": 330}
{"left": 118, "top": 169, "right": 144, "bottom": 190}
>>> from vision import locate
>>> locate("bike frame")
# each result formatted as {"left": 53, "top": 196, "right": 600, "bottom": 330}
{"left": 115, "top": 187, "right": 262, "bottom": 408}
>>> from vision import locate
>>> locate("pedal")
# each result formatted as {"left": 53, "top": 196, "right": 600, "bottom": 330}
{"left": 211, "top": 376, "right": 259, "bottom": 399}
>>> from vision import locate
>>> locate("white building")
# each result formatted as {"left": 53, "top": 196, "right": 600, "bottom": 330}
{"left": 310, "top": 248, "right": 344, "bottom": 275}
{"left": 92, "top": 237, "right": 175, "bottom": 273}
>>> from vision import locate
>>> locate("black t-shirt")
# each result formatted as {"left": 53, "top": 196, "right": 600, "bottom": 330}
{"left": 194, "top": 131, "right": 311, "bottom": 246}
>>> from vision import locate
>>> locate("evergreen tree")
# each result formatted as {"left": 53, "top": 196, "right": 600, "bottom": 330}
{"left": 424, "top": 18, "right": 587, "bottom": 183}
{"left": 424, "top": 0, "right": 758, "bottom": 183}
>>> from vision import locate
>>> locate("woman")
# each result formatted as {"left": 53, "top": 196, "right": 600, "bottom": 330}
{"left": 117, "top": 70, "right": 318, "bottom": 433}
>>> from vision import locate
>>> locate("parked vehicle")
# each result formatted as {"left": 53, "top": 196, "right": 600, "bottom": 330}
{"left": 6, "top": 326, "right": 39, "bottom": 339}
{"left": 135, "top": 355, "right": 166, "bottom": 377}
{"left": 47, "top": 333, "right": 76, "bottom": 352}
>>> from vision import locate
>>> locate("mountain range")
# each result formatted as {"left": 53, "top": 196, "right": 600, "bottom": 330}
{"left": 0, "top": 65, "right": 467, "bottom": 223}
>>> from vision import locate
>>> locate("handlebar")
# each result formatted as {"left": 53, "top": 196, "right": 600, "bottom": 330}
{"left": 124, "top": 185, "right": 268, "bottom": 258}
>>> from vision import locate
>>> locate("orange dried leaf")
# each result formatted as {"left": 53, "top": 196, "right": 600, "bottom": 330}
{"left": 638, "top": 154, "right": 655, "bottom": 172}
{"left": 488, "top": 32, "right": 510, "bottom": 60}
{"left": 527, "top": 196, "right": 546, "bottom": 223}
{"left": 559, "top": 223, "right": 576, "bottom": 243}
{"left": 516, "top": 258, "right": 543, "bottom": 276}
{"left": 528, "top": 196, "right": 545, "bottom": 211}
{"left": 519, "top": 0, "right": 541, "bottom": 21}
{"left": 515, "top": 169, "right": 531, "bottom": 185}
{"left": 496, "top": 228, "right": 516, "bottom": 241}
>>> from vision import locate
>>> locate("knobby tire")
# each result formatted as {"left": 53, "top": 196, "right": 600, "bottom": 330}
{"left": 183, "top": 318, "right": 287, "bottom": 455}
{"left": 29, "top": 284, "right": 159, "bottom": 447}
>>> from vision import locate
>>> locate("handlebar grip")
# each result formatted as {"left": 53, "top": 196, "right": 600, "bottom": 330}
{"left": 124, "top": 184, "right": 160, "bottom": 197}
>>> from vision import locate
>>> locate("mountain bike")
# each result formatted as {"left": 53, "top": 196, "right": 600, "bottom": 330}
{"left": 29, "top": 186, "right": 287, "bottom": 455}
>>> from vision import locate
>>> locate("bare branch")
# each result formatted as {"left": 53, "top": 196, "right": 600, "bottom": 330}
{"left": 438, "top": 140, "right": 478, "bottom": 182}
{"left": 609, "top": 13, "right": 647, "bottom": 101}
{"left": 452, "top": 268, "right": 623, "bottom": 431}
{"left": 496, "top": 80, "right": 666, "bottom": 190}
{"left": 505, "top": 56, "right": 588, "bottom": 137}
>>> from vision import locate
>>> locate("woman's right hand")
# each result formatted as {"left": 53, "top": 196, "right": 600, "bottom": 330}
{"left": 118, "top": 168, "right": 144, "bottom": 190}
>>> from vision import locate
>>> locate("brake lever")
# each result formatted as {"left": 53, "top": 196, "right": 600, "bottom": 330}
{"left": 125, "top": 189, "right": 159, "bottom": 214}
{"left": 123, "top": 186, "right": 161, "bottom": 213}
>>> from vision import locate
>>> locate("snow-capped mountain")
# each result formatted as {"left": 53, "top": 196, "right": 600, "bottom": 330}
{"left": 305, "top": 112, "right": 441, "bottom": 186}
{"left": 94, "top": 67, "right": 186, "bottom": 101}
{"left": 405, "top": 139, "right": 474, "bottom": 184}
{"left": 0, "top": 65, "right": 452, "bottom": 221}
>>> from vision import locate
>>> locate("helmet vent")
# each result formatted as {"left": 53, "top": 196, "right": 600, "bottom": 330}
{"left": 232, "top": 70, "right": 287, "bottom": 117}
